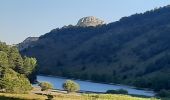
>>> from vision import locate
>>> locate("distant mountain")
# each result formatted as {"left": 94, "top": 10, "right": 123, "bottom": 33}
{"left": 20, "top": 6, "right": 170, "bottom": 91}
{"left": 17, "top": 37, "right": 38, "bottom": 51}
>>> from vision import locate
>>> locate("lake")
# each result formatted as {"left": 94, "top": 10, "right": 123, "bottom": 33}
{"left": 37, "top": 75, "right": 155, "bottom": 96}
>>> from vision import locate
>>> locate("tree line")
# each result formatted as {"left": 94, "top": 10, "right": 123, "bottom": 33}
{"left": 0, "top": 42, "right": 37, "bottom": 93}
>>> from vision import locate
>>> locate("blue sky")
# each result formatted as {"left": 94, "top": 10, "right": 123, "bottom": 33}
{"left": 0, "top": 0, "right": 170, "bottom": 44}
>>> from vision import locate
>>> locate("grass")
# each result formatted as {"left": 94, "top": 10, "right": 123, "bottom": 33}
{"left": 0, "top": 92, "right": 159, "bottom": 100}
{"left": 81, "top": 94, "right": 158, "bottom": 100}
{"left": 0, "top": 93, "right": 47, "bottom": 100}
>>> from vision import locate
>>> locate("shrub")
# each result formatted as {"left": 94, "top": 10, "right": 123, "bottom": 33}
{"left": 106, "top": 89, "right": 128, "bottom": 94}
{"left": 62, "top": 80, "right": 80, "bottom": 93}
{"left": 157, "top": 89, "right": 170, "bottom": 97}
{"left": 39, "top": 82, "right": 53, "bottom": 91}
{"left": 46, "top": 94, "right": 55, "bottom": 100}
{"left": 0, "top": 69, "right": 32, "bottom": 94}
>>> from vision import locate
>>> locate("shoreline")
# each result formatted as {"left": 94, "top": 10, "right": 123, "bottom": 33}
{"left": 33, "top": 85, "right": 154, "bottom": 97}
{"left": 37, "top": 74, "right": 155, "bottom": 92}
{"left": 32, "top": 85, "right": 153, "bottom": 98}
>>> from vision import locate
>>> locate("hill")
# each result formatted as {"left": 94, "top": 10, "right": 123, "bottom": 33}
{"left": 17, "top": 37, "right": 39, "bottom": 51}
{"left": 20, "top": 6, "right": 170, "bottom": 91}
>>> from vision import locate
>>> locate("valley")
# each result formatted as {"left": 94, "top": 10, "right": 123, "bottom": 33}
{"left": 20, "top": 6, "right": 170, "bottom": 92}
{"left": 1, "top": 1, "right": 170, "bottom": 100}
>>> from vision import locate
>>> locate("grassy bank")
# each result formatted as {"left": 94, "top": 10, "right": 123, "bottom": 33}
{"left": 0, "top": 93, "right": 47, "bottom": 100}
{"left": 0, "top": 93, "right": 159, "bottom": 100}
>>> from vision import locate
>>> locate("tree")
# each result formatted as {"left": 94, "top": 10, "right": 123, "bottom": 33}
{"left": 23, "top": 57, "right": 37, "bottom": 76}
{"left": 0, "top": 51, "right": 9, "bottom": 78}
{"left": 62, "top": 80, "right": 80, "bottom": 93}
{"left": 39, "top": 82, "right": 53, "bottom": 91}
{"left": 0, "top": 42, "right": 38, "bottom": 94}
{"left": 0, "top": 69, "right": 32, "bottom": 93}
{"left": 8, "top": 47, "right": 23, "bottom": 71}
{"left": 0, "top": 51, "right": 9, "bottom": 68}
{"left": 22, "top": 57, "right": 37, "bottom": 83}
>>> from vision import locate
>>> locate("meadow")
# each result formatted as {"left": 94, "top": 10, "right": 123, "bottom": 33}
{"left": 0, "top": 93, "right": 159, "bottom": 100}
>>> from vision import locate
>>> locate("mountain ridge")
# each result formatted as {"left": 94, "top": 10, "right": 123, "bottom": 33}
{"left": 17, "top": 37, "right": 39, "bottom": 51}
{"left": 20, "top": 6, "right": 170, "bottom": 91}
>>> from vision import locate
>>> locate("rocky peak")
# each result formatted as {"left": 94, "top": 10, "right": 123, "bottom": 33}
{"left": 77, "top": 16, "right": 104, "bottom": 27}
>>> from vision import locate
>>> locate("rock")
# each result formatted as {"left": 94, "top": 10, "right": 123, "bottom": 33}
{"left": 77, "top": 16, "right": 104, "bottom": 27}
{"left": 17, "top": 16, "right": 104, "bottom": 50}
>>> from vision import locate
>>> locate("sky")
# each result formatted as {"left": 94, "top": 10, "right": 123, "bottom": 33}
{"left": 0, "top": 0, "right": 170, "bottom": 44}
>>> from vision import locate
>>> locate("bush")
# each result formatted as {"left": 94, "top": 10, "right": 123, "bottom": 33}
{"left": 39, "top": 82, "right": 53, "bottom": 91}
{"left": 157, "top": 89, "right": 170, "bottom": 97}
{"left": 0, "top": 69, "right": 32, "bottom": 94}
{"left": 46, "top": 94, "right": 55, "bottom": 100}
{"left": 106, "top": 89, "right": 128, "bottom": 94}
{"left": 62, "top": 80, "right": 80, "bottom": 93}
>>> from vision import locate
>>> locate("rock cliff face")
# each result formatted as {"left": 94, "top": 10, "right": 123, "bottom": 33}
{"left": 17, "top": 37, "right": 38, "bottom": 51}
{"left": 77, "top": 16, "right": 104, "bottom": 27}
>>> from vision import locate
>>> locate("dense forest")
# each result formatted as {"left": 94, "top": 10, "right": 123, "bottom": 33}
{"left": 0, "top": 42, "right": 36, "bottom": 93}
{"left": 21, "top": 6, "right": 170, "bottom": 91}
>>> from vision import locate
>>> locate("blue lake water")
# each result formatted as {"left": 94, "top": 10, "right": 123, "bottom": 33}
{"left": 37, "top": 75, "right": 155, "bottom": 96}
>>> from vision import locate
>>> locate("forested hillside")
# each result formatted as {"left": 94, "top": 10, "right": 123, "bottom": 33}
{"left": 0, "top": 42, "right": 36, "bottom": 93}
{"left": 21, "top": 6, "right": 170, "bottom": 91}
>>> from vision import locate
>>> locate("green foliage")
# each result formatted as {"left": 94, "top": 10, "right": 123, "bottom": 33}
{"left": 157, "top": 89, "right": 170, "bottom": 97}
{"left": 0, "top": 51, "right": 9, "bottom": 68}
{"left": 0, "top": 42, "right": 36, "bottom": 93}
{"left": 23, "top": 57, "right": 37, "bottom": 76}
{"left": 39, "top": 82, "right": 53, "bottom": 91}
{"left": 0, "top": 69, "right": 32, "bottom": 93}
{"left": 8, "top": 47, "right": 23, "bottom": 71}
{"left": 62, "top": 80, "right": 80, "bottom": 93}
{"left": 23, "top": 57, "right": 37, "bottom": 83}
{"left": 106, "top": 89, "right": 128, "bottom": 94}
